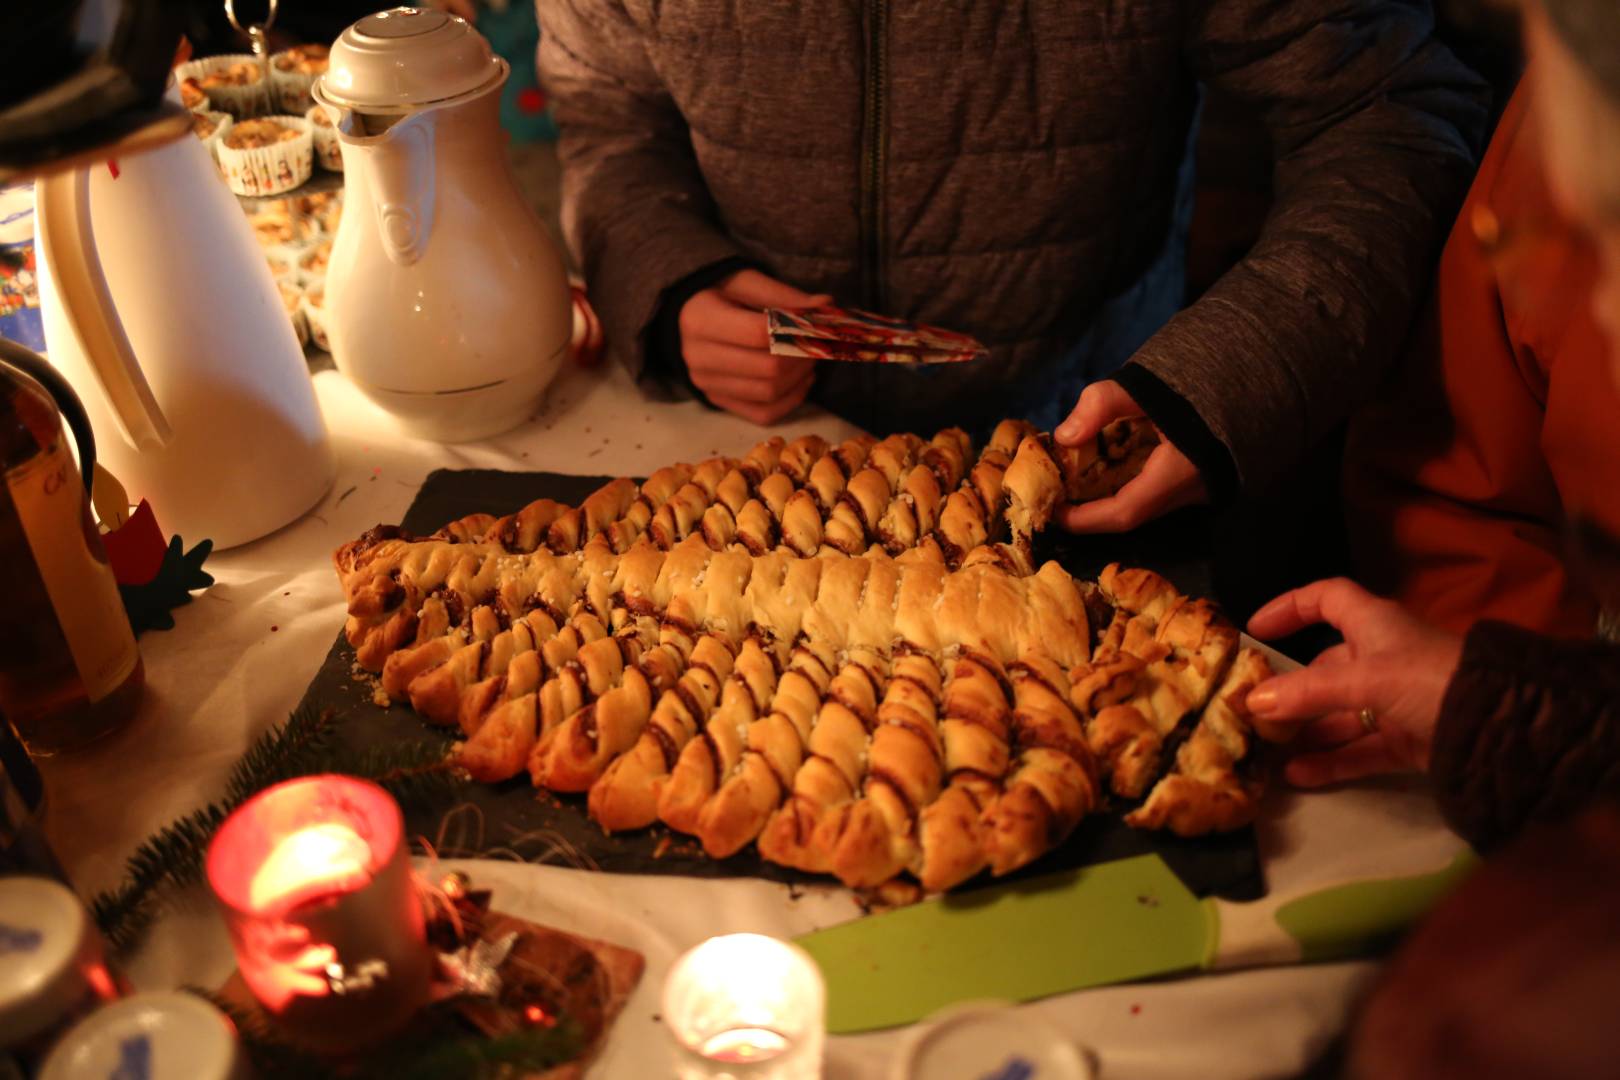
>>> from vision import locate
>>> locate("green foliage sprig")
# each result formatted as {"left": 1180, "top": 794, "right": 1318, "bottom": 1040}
{"left": 91, "top": 707, "right": 461, "bottom": 954}
{"left": 190, "top": 990, "right": 584, "bottom": 1080}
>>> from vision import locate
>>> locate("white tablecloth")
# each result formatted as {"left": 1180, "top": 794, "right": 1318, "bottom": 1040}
{"left": 37, "top": 361, "right": 1464, "bottom": 1078}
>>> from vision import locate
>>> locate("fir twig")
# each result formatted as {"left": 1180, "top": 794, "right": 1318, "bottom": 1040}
{"left": 184, "top": 989, "right": 583, "bottom": 1080}
{"left": 89, "top": 804, "right": 228, "bottom": 953}
{"left": 91, "top": 708, "right": 465, "bottom": 955}
{"left": 382, "top": 1018, "right": 583, "bottom": 1080}
{"left": 330, "top": 739, "right": 463, "bottom": 812}
{"left": 220, "top": 703, "right": 343, "bottom": 806}
{"left": 186, "top": 989, "right": 335, "bottom": 1080}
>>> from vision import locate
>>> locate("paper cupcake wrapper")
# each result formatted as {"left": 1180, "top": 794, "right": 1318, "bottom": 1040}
{"left": 301, "top": 283, "right": 329, "bottom": 351}
{"left": 178, "top": 81, "right": 211, "bottom": 113}
{"left": 192, "top": 111, "right": 233, "bottom": 161}
{"left": 173, "top": 55, "right": 271, "bottom": 119}
{"left": 291, "top": 190, "right": 343, "bottom": 236}
{"left": 271, "top": 53, "right": 325, "bottom": 115}
{"left": 297, "top": 241, "right": 333, "bottom": 278}
{"left": 253, "top": 200, "right": 325, "bottom": 247}
{"left": 278, "top": 278, "right": 310, "bottom": 347}
{"left": 216, "top": 116, "right": 313, "bottom": 197}
{"left": 306, "top": 106, "right": 343, "bottom": 171}
{"left": 264, "top": 243, "right": 306, "bottom": 279}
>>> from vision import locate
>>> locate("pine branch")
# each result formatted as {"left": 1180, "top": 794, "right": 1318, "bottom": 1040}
{"left": 90, "top": 804, "right": 227, "bottom": 953}
{"left": 381, "top": 1019, "right": 583, "bottom": 1080}
{"left": 186, "top": 989, "right": 335, "bottom": 1080}
{"left": 91, "top": 707, "right": 465, "bottom": 955}
{"left": 185, "top": 989, "right": 583, "bottom": 1080}
{"left": 329, "top": 738, "right": 463, "bottom": 812}
{"left": 221, "top": 704, "right": 343, "bottom": 806}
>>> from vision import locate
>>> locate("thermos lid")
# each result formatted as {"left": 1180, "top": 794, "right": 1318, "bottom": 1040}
{"left": 0, "top": 876, "right": 95, "bottom": 1048}
{"left": 38, "top": 992, "right": 243, "bottom": 1080}
{"left": 318, "top": 6, "right": 504, "bottom": 111}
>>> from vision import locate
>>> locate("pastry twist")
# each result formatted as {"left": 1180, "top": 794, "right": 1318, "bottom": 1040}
{"left": 335, "top": 513, "right": 1287, "bottom": 893}
{"left": 1126, "top": 647, "right": 1278, "bottom": 835}
{"left": 403, "top": 418, "right": 1155, "bottom": 574}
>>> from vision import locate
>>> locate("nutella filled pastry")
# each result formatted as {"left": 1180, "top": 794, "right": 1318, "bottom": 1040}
{"left": 332, "top": 505, "right": 1293, "bottom": 894}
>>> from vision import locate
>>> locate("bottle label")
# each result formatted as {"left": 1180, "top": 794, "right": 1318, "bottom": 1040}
{"left": 6, "top": 435, "right": 136, "bottom": 703}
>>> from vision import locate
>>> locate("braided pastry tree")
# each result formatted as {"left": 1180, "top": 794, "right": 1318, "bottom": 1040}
{"left": 334, "top": 525, "right": 1294, "bottom": 894}
{"left": 421, "top": 418, "right": 1157, "bottom": 574}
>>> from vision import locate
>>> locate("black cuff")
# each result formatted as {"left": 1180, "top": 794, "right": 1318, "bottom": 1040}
{"left": 1110, "top": 363, "right": 1240, "bottom": 503}
{"left": 646, "top": 256, "right": 759, "bottom": 400}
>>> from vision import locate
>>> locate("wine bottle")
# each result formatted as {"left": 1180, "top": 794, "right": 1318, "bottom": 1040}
{"left": 0, "top": 359, "right": 142, "bottom": 755}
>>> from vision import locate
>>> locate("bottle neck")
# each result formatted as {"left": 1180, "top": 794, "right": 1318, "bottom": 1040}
{"left": 0, "top": 363, "right": 62, "bottom": 476}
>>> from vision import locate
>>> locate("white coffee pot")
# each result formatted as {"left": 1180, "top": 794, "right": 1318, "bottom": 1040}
{"left": 34, "top": 105, "right": 334, "bottom": 551}
{"left": 313, "top": 7, "right": 574, "bottom": 443}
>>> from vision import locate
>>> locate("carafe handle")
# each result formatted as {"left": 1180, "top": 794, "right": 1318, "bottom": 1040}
{"left": 368, "top": 111, "right": 437, "bottom": 266}
{"left": 34, "top": 167, "right": 172, "bottom": 452}
{"left": 0, "top": 338, "right": 96, "bottom": 493}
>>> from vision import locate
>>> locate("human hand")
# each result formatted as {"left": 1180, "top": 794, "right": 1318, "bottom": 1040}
{"left": 1244, "top": 578, "right": 1463, "bottom": 787}
{"left": 678, "top": 269, "right": 831, "bottom": 425}
{"left": 1052, "top": 380, "right": 1208, "bottom": 532}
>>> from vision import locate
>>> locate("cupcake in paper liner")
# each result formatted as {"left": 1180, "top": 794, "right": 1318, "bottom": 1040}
{"left": 306, "top": 104, "right": 343, "bottom": 171}
{"left": 293, "top": 191, "right": 341, "bottom": 236}
{"left": 189, "top": 110, "right": 232, "bottom": 163}
{"left": 217, "top": 116, "right": 312, "bottom": 198}
{"left": 250, "top": 201, "right": 324, "bottom": 249}
{"left": 174, "top": 55, "right": 269, "bottom": 118}
{"left": 298, "top": 237, "right": 333, "bottom": 279}
{"left": 271, "top": 45, "right": 330, "bottom": 114}
{"left": 264, "top": 241, "right": 305, "bottom": 280}
{"left": 178, "top": 76, "right": 210, "bottom": 113}
{"left": 301, "top": 278, "right": 329, "bottom": 352}
{"left": 278, "top": 274, "right": 309, "bottom": 348}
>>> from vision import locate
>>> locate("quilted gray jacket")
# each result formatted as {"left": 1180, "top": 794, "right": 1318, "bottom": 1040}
{"left": 538, "top": 1, "right": 1487, "bottom": 492}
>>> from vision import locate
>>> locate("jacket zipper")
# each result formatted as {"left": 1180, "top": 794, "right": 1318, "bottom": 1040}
{"left": 859, "top": 0, "right": 888, "bottom": 311}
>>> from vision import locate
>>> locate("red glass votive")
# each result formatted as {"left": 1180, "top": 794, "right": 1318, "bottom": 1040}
{"left": 205, "top": 775, "right": 432, "bottom": 1053}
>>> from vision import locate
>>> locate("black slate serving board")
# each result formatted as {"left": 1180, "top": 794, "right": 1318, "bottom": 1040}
{"left": 301, "top": 469, "right": 1263, "bottom": 901}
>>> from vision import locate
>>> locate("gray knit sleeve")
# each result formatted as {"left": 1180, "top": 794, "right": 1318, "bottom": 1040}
{"left": 538, "top": 0, "right": 743, "bottom": 378}
{"left": 1128, "top": 0, "right": 1489, "bottom": 492}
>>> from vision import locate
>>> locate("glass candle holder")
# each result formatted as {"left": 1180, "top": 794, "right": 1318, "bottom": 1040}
{"left": 662, "top": 934, "right": 826, "bottom": 1080}
{"left": 205, "top": 774, "right": 432, "bottom": 1054}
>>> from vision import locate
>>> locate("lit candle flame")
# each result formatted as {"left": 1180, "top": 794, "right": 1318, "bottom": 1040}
{"left": 249, "top": 822, "right": 373, "bottom": 913}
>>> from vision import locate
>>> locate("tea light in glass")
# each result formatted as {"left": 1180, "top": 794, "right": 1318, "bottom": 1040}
{"left": 662, "top": 933, "right": 826, "bottom": 1080}
{"left": 205, "top": 774, "right": 432, "bottom": 1054}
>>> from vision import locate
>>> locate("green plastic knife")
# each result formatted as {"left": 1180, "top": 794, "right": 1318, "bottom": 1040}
{"left": 796, "top": 850, "right": 1479, "bottom": 1034}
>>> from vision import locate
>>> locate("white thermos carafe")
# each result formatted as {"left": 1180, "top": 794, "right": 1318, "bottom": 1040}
{"left": 313, "top": 6, "right": 574, "bottom": 442}
{"left": 34, "top": 111, "right": 334, "bottom": 551}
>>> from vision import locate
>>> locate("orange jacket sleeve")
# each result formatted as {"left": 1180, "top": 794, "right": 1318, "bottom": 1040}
{"left": 1344, "top": 81, "right": 1620, "bottom": 638}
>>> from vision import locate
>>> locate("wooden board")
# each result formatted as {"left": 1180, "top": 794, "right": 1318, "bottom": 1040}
{"left": 217, "top": 906, "right": 643, "bottom": 1077}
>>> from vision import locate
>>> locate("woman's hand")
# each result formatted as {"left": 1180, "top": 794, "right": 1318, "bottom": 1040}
{"left": 1245, "top": 578, "right": 1463, "bottom": 787}
{"left": 1053, "top": 381, "right": 1207, "bottom": 532}
{"left": 678, "top": 270, "right": 831, "bottom": 425}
